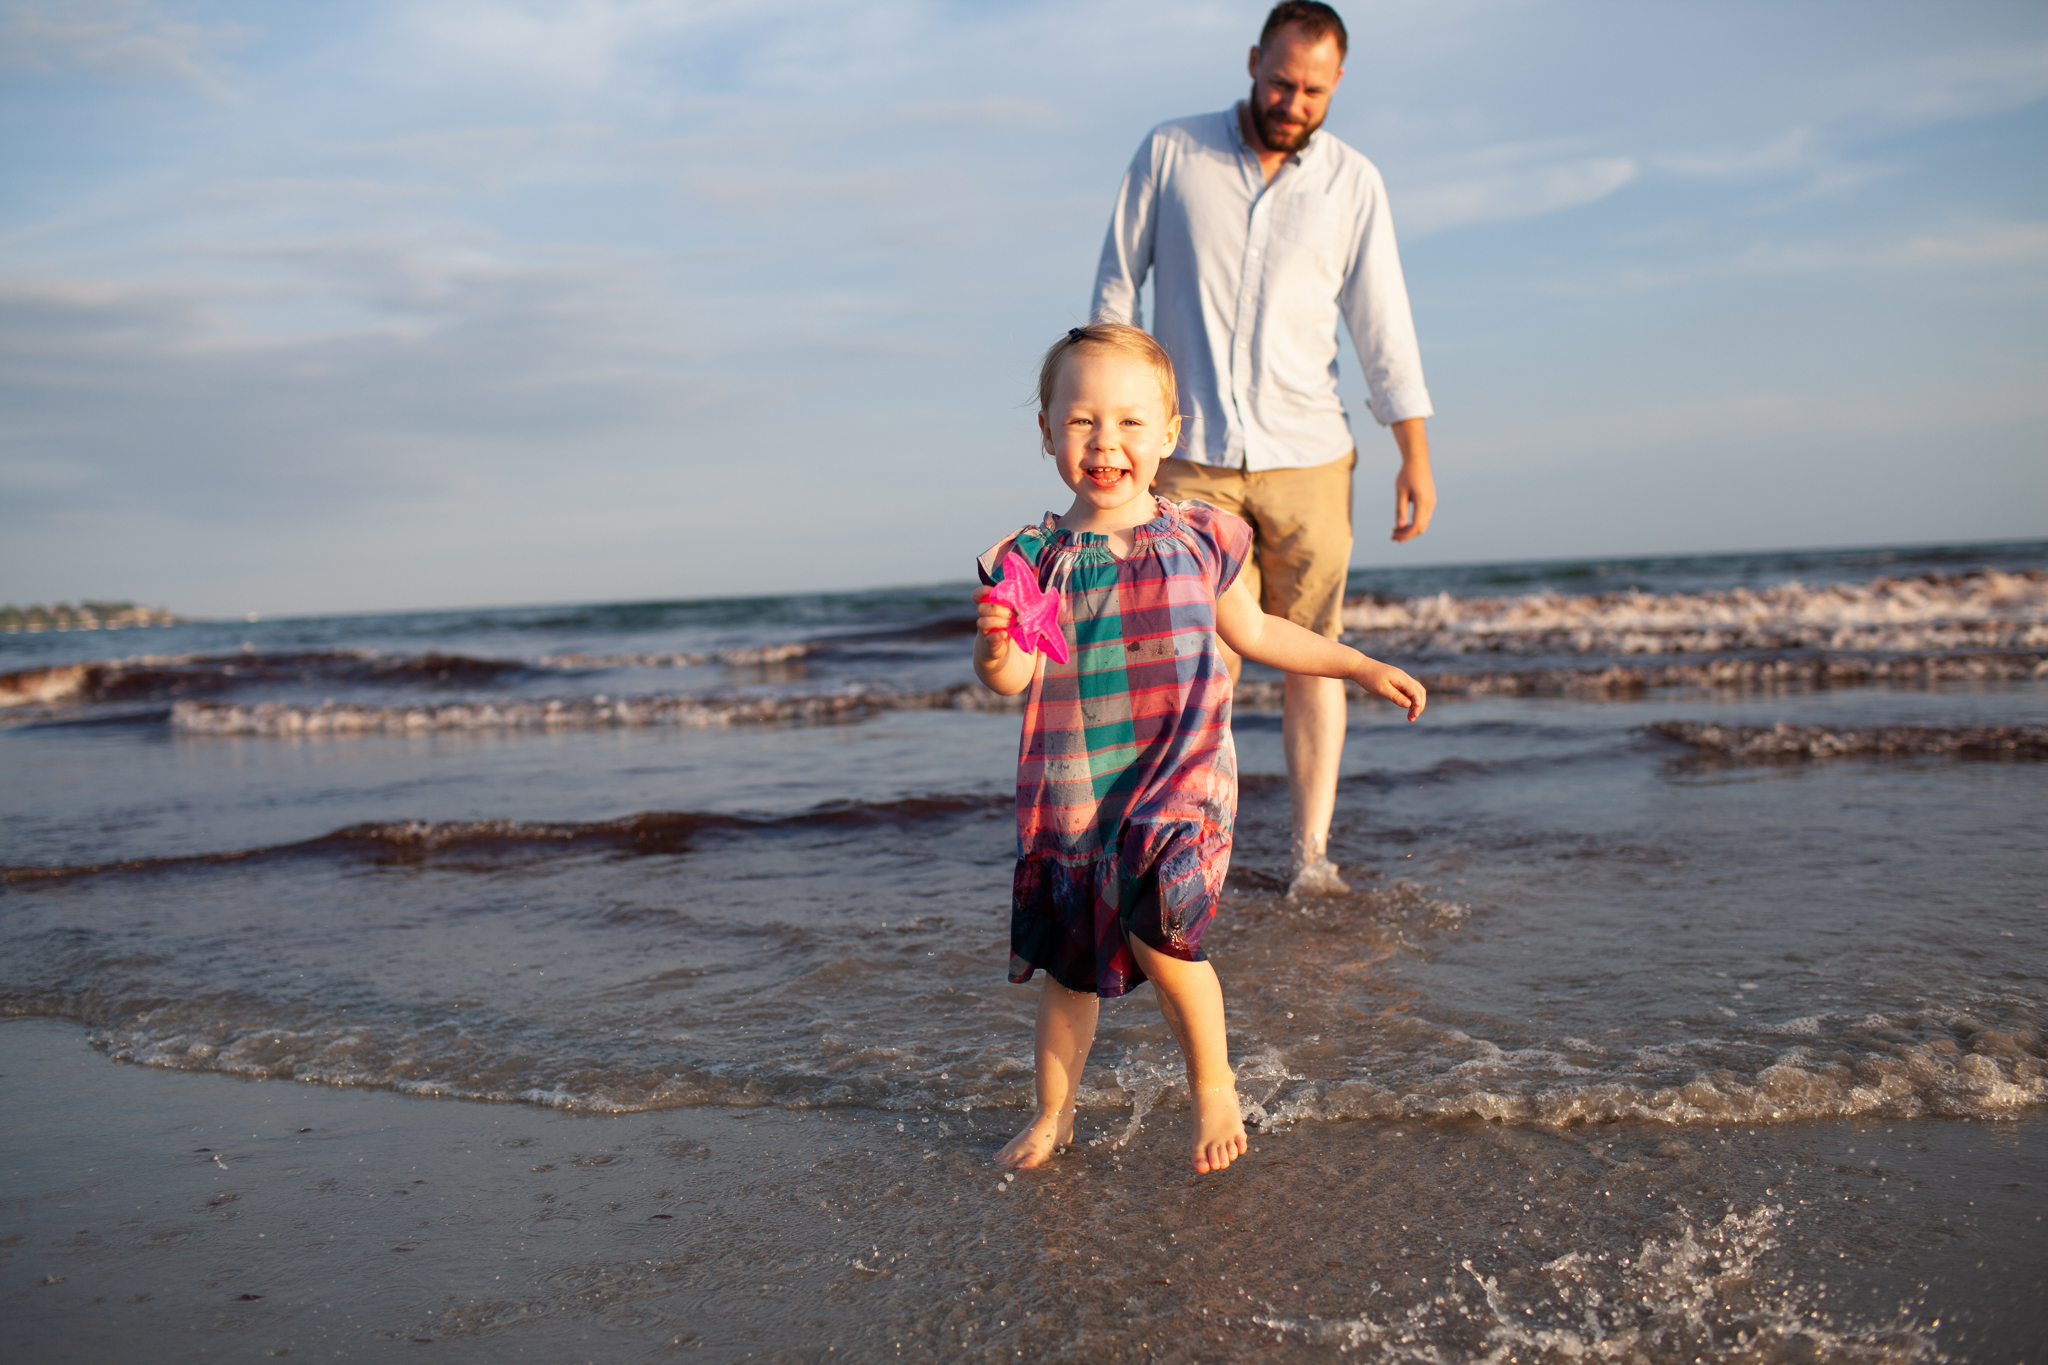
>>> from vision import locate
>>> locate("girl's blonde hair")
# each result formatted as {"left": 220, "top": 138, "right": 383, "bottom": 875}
{"left": 1036, "top": 321, "right": 1179, "bottom": 418}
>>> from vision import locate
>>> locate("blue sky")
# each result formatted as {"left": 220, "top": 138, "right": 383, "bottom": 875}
{"left": 3, "top": 0, "right": 2044, "bottom": 616}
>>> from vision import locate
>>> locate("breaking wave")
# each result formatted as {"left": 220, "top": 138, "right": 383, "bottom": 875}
{"left": 45, "top": 993, "right": 2045, "bottom": 1125}
{"left": 1249, "top": 1001, "right": 2048, "bottom": 1129}
{"left": 1342, "top": 567, "right": 2048, "bottom": 655}
{"left": 0, "top": 643, "right": 847, "bottom": 711}
{"left": 0, "top": 650, "right": 535, "bottom": 708}
{"left": 0, "top": 796, "right": 1009, "bottom": 885}
{"left": 8, "top": 565, "right": 2043, "bottom": 732}
{"left": 1653, "top": 721, "right": 2048, "bottom": 761}
{"left": 536, "top": 643, "right": 815, "bottom": 669}
{"left": 165, "top": 685, "right": 1022, "bottom": 735}
{"left": 129, "top": 651, "right": 2045, "bottom": 735}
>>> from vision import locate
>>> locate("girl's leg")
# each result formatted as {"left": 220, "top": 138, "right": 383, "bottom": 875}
{"left": 994, "top": 978, "right": 1099, "bottom": 1169}
{"left": 1125, "top": 937, "right": 1247, "bottom": 1174}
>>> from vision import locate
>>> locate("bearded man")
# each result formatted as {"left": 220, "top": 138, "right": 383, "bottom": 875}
{"left": 1090, "top": 0, "right": 1436, "bottom": 897}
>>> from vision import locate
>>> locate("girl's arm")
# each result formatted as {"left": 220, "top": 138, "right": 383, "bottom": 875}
{"left": 973, "top": 588, "right": 1039, "bottom": 695}
{"left": 1214, "top": 576, "right": 1427, "bottom": 720}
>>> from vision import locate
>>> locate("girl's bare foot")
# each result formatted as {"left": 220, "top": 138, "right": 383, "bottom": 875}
{"left": 993, "top": 1109, "right": 1074, "bottom": 1169}
{"left": 1191, "top": 1083, "right": 1248, "bottom": 1174}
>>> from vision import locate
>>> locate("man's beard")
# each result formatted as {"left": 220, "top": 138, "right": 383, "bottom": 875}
{"left": 1250, "top": 94, "right": 1323, "bottom": 154}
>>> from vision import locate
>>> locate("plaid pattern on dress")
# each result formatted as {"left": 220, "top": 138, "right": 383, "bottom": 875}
{"left": 978, "top": 499, "right": 1252, "bottom": 998}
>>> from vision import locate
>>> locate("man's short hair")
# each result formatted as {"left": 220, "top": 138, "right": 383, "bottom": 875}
{"left": 1258, "top": 1, "right": 1348, "bottom": 60}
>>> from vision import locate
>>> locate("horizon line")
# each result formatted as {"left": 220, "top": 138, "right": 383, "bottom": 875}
{"left": 47, "top": 533, "right": 2041, "bottom": 628}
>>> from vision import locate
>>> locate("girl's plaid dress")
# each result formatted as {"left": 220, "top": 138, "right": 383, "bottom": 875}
{"left": 978, "top": 499, "right": 1253, "bottom": 998}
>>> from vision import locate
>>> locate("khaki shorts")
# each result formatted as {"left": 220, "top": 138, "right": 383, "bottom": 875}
{"left": 1151, "top": 450, "right": 1355, "bottom": 639}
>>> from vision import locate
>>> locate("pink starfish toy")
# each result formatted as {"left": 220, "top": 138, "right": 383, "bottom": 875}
{"left": 987, "top": 552, "right": 1069, "bottom": 663}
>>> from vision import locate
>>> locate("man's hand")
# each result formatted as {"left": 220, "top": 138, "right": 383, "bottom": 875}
{"left": 1391, "top": 417, "right": 1434, "bottom": 544}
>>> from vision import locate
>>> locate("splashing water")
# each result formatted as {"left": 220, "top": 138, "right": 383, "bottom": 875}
{"left": 1254, "top": 1207, "right": 1937, "bottom": 1363}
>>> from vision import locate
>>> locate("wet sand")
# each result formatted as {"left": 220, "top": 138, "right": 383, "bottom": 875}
{"left": 4, "top": 1018, "right": 2040, "bottom": 1363}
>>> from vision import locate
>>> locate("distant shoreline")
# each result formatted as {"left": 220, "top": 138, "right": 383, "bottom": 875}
{"left": 1, "top": 602, "right": 181, "bottom": 634}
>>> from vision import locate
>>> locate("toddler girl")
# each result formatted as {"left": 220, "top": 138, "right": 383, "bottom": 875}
{"left": 975, "top": 322, "right": 1426, "bottom": 1174}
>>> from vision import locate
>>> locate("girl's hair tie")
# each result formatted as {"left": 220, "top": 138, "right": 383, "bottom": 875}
{"left": 1067, "top": 327, "right": 1085, "bottom": 342}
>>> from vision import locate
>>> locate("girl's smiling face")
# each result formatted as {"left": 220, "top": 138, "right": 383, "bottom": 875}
{"left": 1039, "top": 346, "right": 1182, "bottom": 530}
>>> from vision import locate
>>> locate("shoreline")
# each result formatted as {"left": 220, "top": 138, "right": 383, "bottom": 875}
{"left": 4, "top": 1018, "right": 2041, "bottom": 1362}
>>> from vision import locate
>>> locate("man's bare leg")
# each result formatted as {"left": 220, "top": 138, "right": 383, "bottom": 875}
{"left": 1284, "top": 671, "right": 1349, "bottom": 896}
{"left": 1126, "top": 937, "right": 1247, "bottom": 1174}
{"left": 994, "top": 978, "right": 1099, "bottom": 1169}
{"left": 1220, "top": 638, "right": 1349, "bottom": 896}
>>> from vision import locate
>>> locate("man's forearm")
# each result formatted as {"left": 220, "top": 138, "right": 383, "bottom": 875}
{"left": 1392, "top": 417, "right": 1429, "bottom": 467}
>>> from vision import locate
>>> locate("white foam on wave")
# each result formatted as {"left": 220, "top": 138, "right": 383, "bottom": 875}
{"left": 539, "top": 643, "right": 814, "bottom": 670}
{"left": 0, "top": 643, "right": 813, "bottom": 712}
{"left": 1342, "top": 568, "right": 2047, "bottom": 656}
{"left": 142, "top": 651, "right": 2044, "bottom": 735}
{"left": 0, "top": 651, "right": 244, "bottom": 708}
{"left": 76, "top": 1008, "right": 2048, "bottom": 1126}
{"left": 0, "top": 662, "right": 97, "bottom": 707}
{"left": 57, "top": 861, "right": 2041, "bottom": 1130}
{"left": 1258, "top": 1004, "right": 2047, "bottom": 1128}
{"left": 168, "top": 685, "right": 1021, "bottom": 735}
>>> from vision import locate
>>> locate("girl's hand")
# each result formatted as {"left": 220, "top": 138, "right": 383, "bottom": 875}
{"left": 970, "top": 589, "right": 1011, "bottom": 646}
{"left": 974, "top": 586, "right": 1015, "bottom": 655}
{"left": 972, "top": 585, "right": 1035, "bottom": 696}
{"left": 1355, "top": 658, "right": 1427, "bottom": 721}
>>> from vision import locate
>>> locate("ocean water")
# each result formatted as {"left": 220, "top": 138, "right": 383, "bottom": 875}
{"left": 3, "top": 538, "right": 2045, "bottom": 1360}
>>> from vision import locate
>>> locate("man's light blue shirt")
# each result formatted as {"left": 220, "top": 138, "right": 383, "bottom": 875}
{"left": 1090, "top": 108, "right": 1433, "bottom": 472}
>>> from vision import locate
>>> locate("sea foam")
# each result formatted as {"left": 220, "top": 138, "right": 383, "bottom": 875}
{"left": 1341, "top": 568, "right": 2047, "bottom": 655}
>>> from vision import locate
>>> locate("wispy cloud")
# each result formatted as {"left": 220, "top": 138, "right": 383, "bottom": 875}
{"left": 334, "top": 125, "right": 615, "bottom": 187}
{"left": 895, "top": 95, "right": 1068, "bottom": 131}
{"left": 395, "top": 0, "right": 831, "bottom": 95}
{"left": 1398, "top": 149, "right": 1638, "bottom": 237}
{"left": 1655, "top": 125, "right": 1899, "bottom": 205}
{"left": 0, "top": 272, "right": 234, "bottom": 353}
{"left": 1828, "top": 40, "right": 2048, "bottom": 128}
{"left": 1738, "top": 220, "right": 2048, "bottom": 276}
{"left": 1643, "top": 39, "right": 2048, "bottom": 206}
{"left": 1523, "top": 217, "right": 2048, "bottom": 301}
{"left": 0, "top": 240, "right": 704, "bottom": 511}
{"left": 1466, "top": 377, "right": 2048, "bottom": 474}
{"left": 695, "top": 170, "right": 909, "bottom": 217}
{"left": 1658, "top": 128, "right": 1818, "bottom": 181}
{"left": 0, "top": 0, "right": 243, "bottom": 96}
